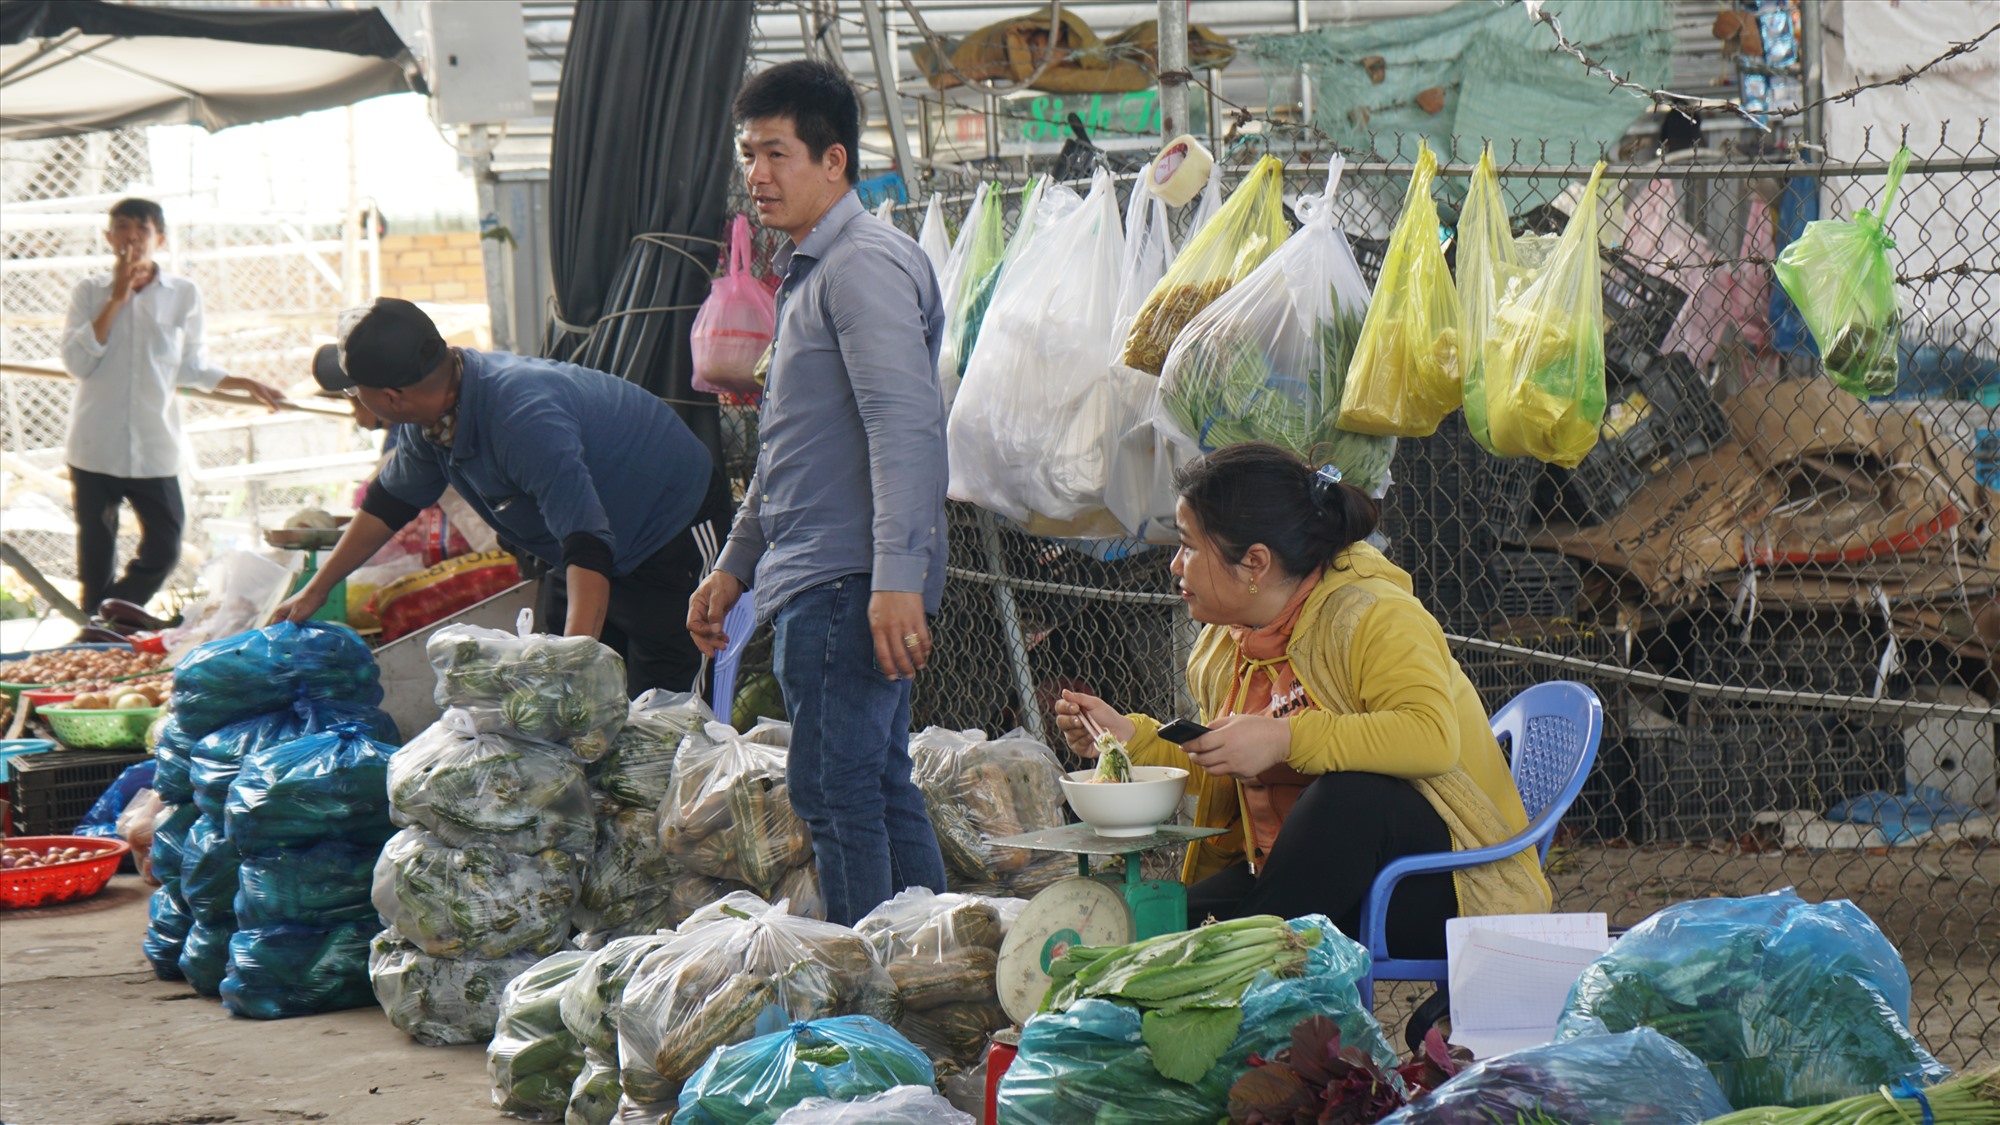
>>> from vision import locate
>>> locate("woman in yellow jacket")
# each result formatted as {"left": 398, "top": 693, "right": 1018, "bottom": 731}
{"left": 1055, "top": 443, "right": 1551, "bottom": 956}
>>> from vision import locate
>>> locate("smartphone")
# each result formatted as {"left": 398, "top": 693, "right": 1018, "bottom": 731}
{"left": 1156, "top": 718, "right": 1212, "bottom": 744}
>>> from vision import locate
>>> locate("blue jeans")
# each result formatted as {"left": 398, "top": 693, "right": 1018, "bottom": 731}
{"left": 773, "top": 575, "right": 946, "bottom": 925}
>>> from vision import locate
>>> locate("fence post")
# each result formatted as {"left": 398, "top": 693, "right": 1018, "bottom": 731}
{"left": 976, "top": 509, "right": 1048, "bottom": 744}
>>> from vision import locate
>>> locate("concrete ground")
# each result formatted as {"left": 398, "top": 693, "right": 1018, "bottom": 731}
{"left": 0, "top": 875, "right": 501, "bottom": 1125}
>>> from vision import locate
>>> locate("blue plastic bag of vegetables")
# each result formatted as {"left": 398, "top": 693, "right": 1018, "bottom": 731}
{"left": 671, "top": 1016, "right": 934, "bottom": 1125}
{"left": 220, "top": 919, "right": 377, "bottom": 1019}
{"left": 1375, "top": 1029, "right": 1730, "bottom": 1125}
{"left": 153, "top": 716, "right": 197, "bottom": 804}
{"left": 226, "top": 721, "right": 398, "bottom": 856}
{"left": 179, "top": 915, "right": 233, "bottom": 996}
{"left": 177, "top": 813, "right": 242, "bottom": 922}
{"left": 170, "top": 621, "right": 382, "bottom": 740}
{"left": 147, "top": 802, "right": 201, "bottom": 887}
{"left": 234, "top": 839, "right": 382, "bottom": 928}
{"left": 193, "top": 702, "right": 397, "bottom": 819}
{"left": 998, "top": 915, "right": 1398, "bottom": 1125}
{"left": 143, "top": 885, "right": 193, "bottom": 980}
{"left": 1555, "top": 889, "right": 1947, "bottom": 1108}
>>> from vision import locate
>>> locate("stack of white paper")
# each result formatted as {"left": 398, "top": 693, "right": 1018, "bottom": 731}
{"left": 1444, "top": 913, "right": 1612, "bottom": 1059}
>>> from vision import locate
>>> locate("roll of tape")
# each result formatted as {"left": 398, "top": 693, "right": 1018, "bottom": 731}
{"left": 1149, "top": 135, "right": 1214, "bottom": 207}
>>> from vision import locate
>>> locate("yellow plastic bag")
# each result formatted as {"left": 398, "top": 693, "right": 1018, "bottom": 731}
{"left": 1457, "top": 145, "right": 1523, "bottom": 455}
{"left": 1484, "top": 162, "right": 1609, "bottom": 468}
{"left": 1118, "top": 154, "right": 1288, "bottom": 375}
{"left": 1337, "top": 143, "right": 1460, "bottom": 437}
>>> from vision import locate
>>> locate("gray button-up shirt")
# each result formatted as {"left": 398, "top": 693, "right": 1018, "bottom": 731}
{"left": 714, "top": 191, "right": 948, "bottom": 625}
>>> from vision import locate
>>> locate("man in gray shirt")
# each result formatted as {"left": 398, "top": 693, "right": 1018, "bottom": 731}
{"left": 689, "top": 59, "right": 947, "bottom": 926}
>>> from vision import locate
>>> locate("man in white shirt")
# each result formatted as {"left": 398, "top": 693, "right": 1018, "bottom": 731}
{"left": 59, "top": 198, "right": 285, "bottom": 614}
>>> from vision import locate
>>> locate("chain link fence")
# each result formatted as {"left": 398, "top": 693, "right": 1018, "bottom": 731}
{"left": 710, "top": 125, "right": 2000, "bottom": 1066}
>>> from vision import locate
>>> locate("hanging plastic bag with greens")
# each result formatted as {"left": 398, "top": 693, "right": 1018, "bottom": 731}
{"left": 1773, "top": 146, "right": 1910, "bottom": 398}
{"left": 1159, "top": 156, "right": 1395, "bottom": 493}
{"left": 1338, "top": 142, "right": 1460, "bottom": 438}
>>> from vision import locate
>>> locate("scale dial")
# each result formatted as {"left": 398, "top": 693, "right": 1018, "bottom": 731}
{"left": 994, "top": 876, "right": 1135, "bottom": 1025}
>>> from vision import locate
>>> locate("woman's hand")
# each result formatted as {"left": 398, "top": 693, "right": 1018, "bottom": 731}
{"left": 1181, "top": 714, "right": 1292, "bottom": 780}
{"left": 1053, "top": 689, "right": 1133, "bottom": 758}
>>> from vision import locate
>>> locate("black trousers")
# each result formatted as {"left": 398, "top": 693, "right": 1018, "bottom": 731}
{"left": 70, "top": 466, "right": 185, "bottom": 614}
{"left": 1186, "top": 771, "right": 1459, "bottom": 959}
{"left": 538, "top": 468, "right": 734, "bottom": 699}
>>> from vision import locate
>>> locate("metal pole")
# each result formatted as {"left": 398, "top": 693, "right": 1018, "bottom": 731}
{"left": 1295, "top": 0, "right": 1313, "bottom": 128}
{"left": 859, "top": 0, "right": 920, "bottom": 198}
{"left": 978, "top": 512, "right": 1047, "bottom": 744}
{"left": 342, "top": 104, "right": 361, "bottom": 306}
{"left": 1798, "top": 0, "right": 1826, "bottom": 154}
{"left": 1157, "top": 0, "right": 1189, "bottom": 141}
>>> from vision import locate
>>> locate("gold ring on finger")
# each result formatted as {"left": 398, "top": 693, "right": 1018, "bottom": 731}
{"left": 903, "top": 632, "right": 921, "bottom": 648}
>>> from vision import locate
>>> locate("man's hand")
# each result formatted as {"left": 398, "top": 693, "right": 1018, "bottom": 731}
{"left": 270, "top": 585, "right": 328, "bottom": 626}
{"left": 868, "top": 590, "right": 930, "bottom": 681}
{"left": 109, "top": 244, "right": 137, "bottom": 302}
{"left": 1053, "top": 689, "right": 1134, "bottom": 758}
{"left": 218, "top": 375, "right": 287, "bottom": 412}
{"left": 1180, "top": 714, "right": 1293, "bottom": 780}
{"left": 687, "top": 569, "right": 745, "bottom": 658}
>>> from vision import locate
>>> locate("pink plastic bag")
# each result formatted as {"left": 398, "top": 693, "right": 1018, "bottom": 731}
{"left": 692, "top": 214, "right": 776, "bottom": 395}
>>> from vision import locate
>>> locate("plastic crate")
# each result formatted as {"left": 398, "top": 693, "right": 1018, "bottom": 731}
{"left": 1601, "top": 251, "right": 1688, "bottom": 353}
{"left": 7, "top": 748, "right": 149, "bottom": 838}
{"left": 1488, "top": 550, "right": 1581, "bottom": 620}
{"left": 1350, "top": 235, "right": 1387, "bottom": 288}
{"left": 1815, "top": 719, "right": 1906, "bottom": 809}
{"left": 1692, "top": 612, "right": 1887, "bottom": 699}
{"left": 1630, "top": 724, "right": 1759, "bottom": 842}
{"left": 1558, "top": 448, "right": 1652, "bottom": 525}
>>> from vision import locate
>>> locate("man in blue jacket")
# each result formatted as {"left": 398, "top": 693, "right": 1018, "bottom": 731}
{"left": 277, "top": 298, "right": 728, "bottom": 695}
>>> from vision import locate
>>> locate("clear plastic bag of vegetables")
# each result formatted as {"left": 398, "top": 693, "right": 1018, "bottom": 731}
{"left": 234, "top": 839, "right": 381, "bottom": 928}
{"left": 615, "top": 900, "right": 900, "bottom": 1106}
{"left": 658, "top": 720, "right": 813, "bottom": 897}
{"left": 489, "top": 950, "right": 591, "bottom": 1121}
{"left": 171, "top": 621, "right": 383, "bottom": 740}
{"left": 371, "top": 825, "right": 581, "bottom": 959}
{"left": 671, "top": 1015, "right": 935, "bottom": 1125}
{"left": 1120, "top": 155, "right": 1290, "bottom": 376}
{"left": 945, "top": 168, "right": 1131, "bottom": 537}
{"left": 1158, "top": 157, "right": 1394, "bottom": 493}
{"left": 562, "top": 932, "right": 681, "bottom": 1064}
{"left": 855, "top": 888, "right": 1018, "bottom": 1067}
{"left": 666, "top": 872, "right": 758, "bottom": 929}
{"left": 908, "top": 728, "right": 1071, "bottom": 895}
{"left": 1480, "top": 161, "right": 1610, "bottom": 468}
{"left": 226, "top": 720, "right": 399, "bottom": 856}
{"left": 772, "top": 1086, "right": 973, "bottom": 1125}
{"left": 946, "top": 178, "right": 1052, "bottom": 394}
{"left": 578, "top": 795, "right": 681, "bottom": 928}
{"left": 389, "top": 709, "right": 594, "bottom": 855}
{"left": 179, "top": 915, "right": 234, "bottom": 996}
{"left": 427, "top": 620, "right": 628, "bottom": 760}
{"left": 1555, "top": 888, "right": 1947, "bottom": 1108}
{"left": 1338, "top": 142, "right": 1460, "bottom": 438}
{"left": 144, "top": 884, "right": 193, "bottom": 980}
{"left": 1773, "top": 146, "right": 1910, "bottom": 398}
{"left": 369, "top": 926, "right": 542, "bottom": 1046}
{"left": 591, "top": 690, "right": 712, "bottom": 810}
{"left": 567, "top": 1058, "right": 623, "bottom": 1125}
{"left": 219, "top": 919, "right": 378, "bottom": 1019}
{"left": 178, "top": 812, "right": 242, "bottom": 922}
{"left": 1375, "top": 1028, "right": 1730, "bottom": 1125}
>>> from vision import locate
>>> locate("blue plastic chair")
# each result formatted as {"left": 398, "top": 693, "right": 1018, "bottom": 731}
{"left": 1355, "top": 680, "right": 1604, "bottom": 1011}
{"left": 709, "top": 589, "right": 758, "bottom": 723}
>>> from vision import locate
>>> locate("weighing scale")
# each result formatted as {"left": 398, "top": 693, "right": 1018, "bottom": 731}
{"left": 987, "top": 822, "right": 1226, "bottom": 1024}
{"left": 264, "top": 526, "right": 347, "bottom": 623}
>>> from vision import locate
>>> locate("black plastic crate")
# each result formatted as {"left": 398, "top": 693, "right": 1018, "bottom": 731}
{"left": 1559, "top": 448, "right": 1652, "bottom": 525}
{"left": 1631, "top": 725, "right": 1760, "bottom": 842}
{"left": 1601, "top": 251, "right": 1688, "bottom": 353}
{"left": 8, "top": 748, "right": 149, "bottom": 837}
{"left": 1350, "top": 235, "right": 1387, "bottom": 288}
{"left": 1692, "top": 611, "right": 1888, "bottom": 699}
{"left": 1815, "top": 719, "right": 1905, "bottom": 809}
{"left": 1489, "top": 550, "right": 1581, "bottom": 620}
{"left": 1457, "top": 626, "right": 1622, "bottom": 715}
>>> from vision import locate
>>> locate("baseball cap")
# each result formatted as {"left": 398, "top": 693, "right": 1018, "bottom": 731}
{"left": 313, "top": 298, "right": 448, "bottom": 392}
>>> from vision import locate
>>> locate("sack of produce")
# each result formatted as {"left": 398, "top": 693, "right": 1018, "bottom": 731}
{"left": 388, "top": 710, "right": 594, "bottom": 855}
{"left": 671, "top": 1015, "right": 934, "bottom": 1125}
{"left": 856, "top": 889, "right": 1018, "bottom": 1067}
{"left": 616, "top": 901, "right": 899, "bottom": 1106}
{"left": 1456, "top": 145, "right": 1529, "bottom": 456}
{"left": 659, "top": 721, "right": 813, "bottom": 897}
{"left": 194, "top": 699, "right": 398, "bottom": 766}
{"left": 1480, "top": 161, "right": 1609, "bottom": 468}
{"left": 1555, "top": 889, "right": 1947, "bottom": 1108}
{"left": 1773, "top": 146, "right": 1911, "bottom": 398}
{"left": 226, "top": 721, "right": 399, "bottom": 856}
{"left": 188, "top": 754, "right": 240, "bottom": 821}
{"left": 1158, "top": 157, "right": 1394, "bottom": 492}
{"left": 178, "top": 812, "right": 243, "bottom": 922}
{"left": 562, "top": 932, "right": 680, "bottom": 1062}
{"left": 372, "top": 826, "right": 580, "bottom": 959}
{"left": 690, "top": 214, "right": 777, "bottom": 397}
{"left": 931, "top": 184, "right": 990, "bottom": 407}
{"left": 170, "top": 621, "right": 382, "bottom": 740}
{"left": 945, "top": 168, "right": 1131, "bottom": 537}
{"left": 426, "top": 622, "right": 627, "bottom": 761}
{"left": 941, "top": 179, "right": 1026, "bottom": 394}
{"left": 773, "top": 1085, "right": 973, "bottom": 1124}
{"left": 578, "top": 796, "right": 680, "bottom": 928}
{"left": 374, "top": 550, "right": 522, "bottom": 643}
{"left": 153, "top": 716, "right": 196, "bottom": 803}
{"left": 144, "top": 885, "right": 193, "bottom": 980}
{"left": 179, "top": 915, "right": 234, "bottom": 996}
{"left": 591, "top": 689, "right": 711, "bottom": 809}
{"left": 219, "top": 919, "right": 377, "bottom": 1019}
{"left": 1120, "top": 155, "right": 1289, "bottom": 376}
{"left": 147, "top": 801, "right": 201, "bottom": 887}
{"left": 1374, "top": 1028, "right": 1729, "bottom": 1125}
{"left": 908, "top": 728, "right": 1070, "bottom": 895}
{"left": 368, "top": 927, "right": 542, "bottom": 1046}
{"left": 665, "top": 872, "right": 758, "bottom": 929}
{"left": 488, "top": 950, "right": 590, "bottom": 1121}
{"left": 998, "top": 915, "right": 1397, "bottom": 1123}
{"left": 572, "top": 897, "right": 676, "bottom": 952}
{"left": 567, "top": 1059, "right": 622, "bottom": 1125}
{"left": 234, "top": 839, "right": 381, "bottom": 929}
{"left": 1338, "top": 142, "right": 1460, "bottom": 438}
{"left": 773, "top": 863, "right": 824, "bottom": 922}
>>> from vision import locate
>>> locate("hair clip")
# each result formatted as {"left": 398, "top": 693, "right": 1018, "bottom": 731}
{"left": 1311, "top": 464, "right": 1343, "bottom": 510}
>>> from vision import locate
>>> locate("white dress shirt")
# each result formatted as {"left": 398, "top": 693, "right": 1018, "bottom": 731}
{"left": 60, "top": 269, "right": 228, "bottom": 479}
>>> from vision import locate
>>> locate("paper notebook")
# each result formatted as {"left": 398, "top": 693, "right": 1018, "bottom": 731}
{"left": 1444, "top": 912, "right": 1611, "bottom": 1059}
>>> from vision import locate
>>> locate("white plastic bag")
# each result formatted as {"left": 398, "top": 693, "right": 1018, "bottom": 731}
{"left": 856, "top": 888, "right": 1021, "bottom": 1067}
{"left": 947, "top": 168, "right": 1128, "bottom": 537}
{"left": 908, "top": 728, "right": 1072, "bottom": 896}
{"left": 656, "top": 720, "right": 812, "bottom": 897}
{"left": 774, "top": 1085, "right": 976, "bottom": 1124}
{"left": 916, "top": 194, "right": 950, "bottom": 279}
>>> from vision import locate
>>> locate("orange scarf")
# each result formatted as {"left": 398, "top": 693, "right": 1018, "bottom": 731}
{"left": 1223, "top": 570, "right": 1322, "bottom": 870}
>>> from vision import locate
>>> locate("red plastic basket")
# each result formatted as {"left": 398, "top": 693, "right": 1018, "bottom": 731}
{"left": 0, "top": 835, "right": 128, "bottom": 909}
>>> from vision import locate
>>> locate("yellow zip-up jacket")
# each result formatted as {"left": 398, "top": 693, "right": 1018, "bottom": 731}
{"left": 1125, "top": 541, "right": 1553, "bottom": 919}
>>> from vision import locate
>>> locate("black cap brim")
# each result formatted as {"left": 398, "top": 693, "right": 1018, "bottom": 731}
{"left": 312, "top": 343, "right": 355, "bottom": 393}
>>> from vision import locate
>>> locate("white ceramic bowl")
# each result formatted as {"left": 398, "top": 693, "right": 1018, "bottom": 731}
{"left": 1059, "top": 766, "right": 1190, "bottom": 837}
